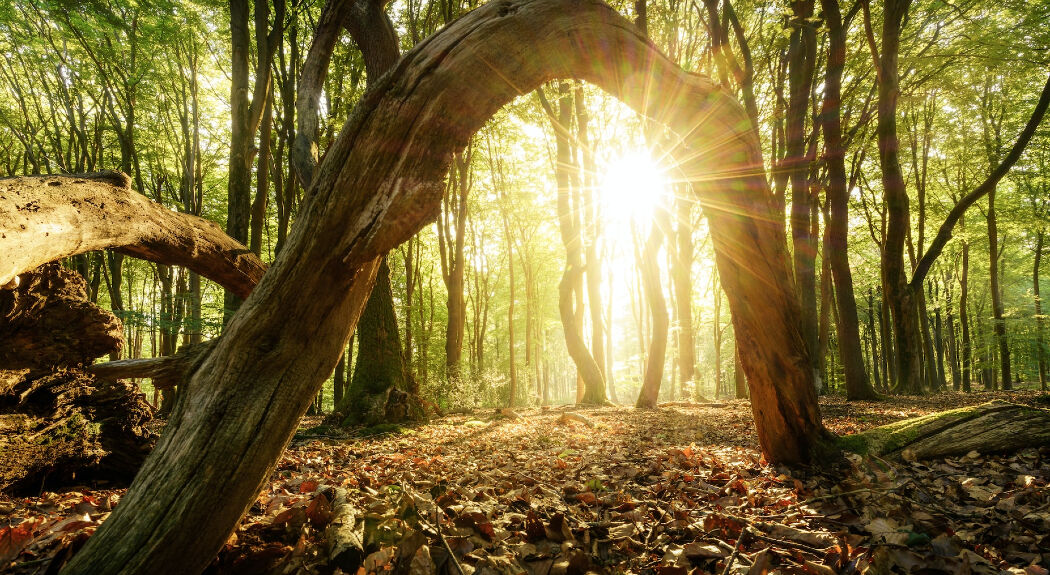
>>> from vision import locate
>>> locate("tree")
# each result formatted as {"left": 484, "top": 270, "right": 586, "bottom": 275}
{"left": 820, "top": 0, "right": 878, "bottom": 400}
{"left": 225, "top": 0, "right": 282, "bottom": 320}
{"left": 56, "top": 3, "right": 830, "bottom": 571}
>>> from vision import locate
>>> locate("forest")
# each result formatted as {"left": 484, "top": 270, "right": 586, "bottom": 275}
{"left": 0, "top": 0, "right": 1049, "bottom": 573}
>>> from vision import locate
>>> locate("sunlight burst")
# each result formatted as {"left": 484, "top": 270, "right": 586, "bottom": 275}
{"left": 598, "top": 147, "right": 671, "bottom": 226}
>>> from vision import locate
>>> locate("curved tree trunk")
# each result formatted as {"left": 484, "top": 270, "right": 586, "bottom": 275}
{"left": 0, "top": 172, "right": 265, "bottom": 298}
{"left": 61, "top": 3, "right": 827, "bottom": 572}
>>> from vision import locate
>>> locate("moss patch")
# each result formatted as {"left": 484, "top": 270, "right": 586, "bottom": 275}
{"left": 836, "top": 401, "right": 1015, "bottom": 456}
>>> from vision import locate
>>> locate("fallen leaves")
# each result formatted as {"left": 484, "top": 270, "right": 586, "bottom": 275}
{"left": 1, "top": 392, "right": 1048, "bottom": 574}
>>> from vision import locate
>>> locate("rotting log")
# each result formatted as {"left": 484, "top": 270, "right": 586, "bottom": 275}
{"left": 0, "top": 369, "right": 155, "bottom": 494}
{"left": 839, "top": 400, "right": 1050, "bottom": 460}
{"left": 1, "top": 263, "right": 122, "bottom": 371}
{"left": 62, "top": 1, "right": 828, "bottom": 572}
{"left": 0, "top": 171, "right": 265, "bottom": 298}
{"left": 0, "top": 264, "right": 156, "bottom": 493}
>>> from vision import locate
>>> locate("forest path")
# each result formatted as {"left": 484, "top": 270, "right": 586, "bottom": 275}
{"left": 3, "top": 392, "right": 1048, "bottom": 574}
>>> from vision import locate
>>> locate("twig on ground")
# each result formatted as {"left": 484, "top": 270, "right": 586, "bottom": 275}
{"left": 721, "top": 528, "right": 751, "bottom": 575}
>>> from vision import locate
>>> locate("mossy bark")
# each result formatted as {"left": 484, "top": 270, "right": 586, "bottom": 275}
{"left": 837, "top": 400, "right": 1050, "bottom": 460}
{"left": 336, "top": 260, "right": 423, "bottom": 427}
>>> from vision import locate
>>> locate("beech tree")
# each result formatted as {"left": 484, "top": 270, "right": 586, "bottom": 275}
{"left": 0, "top": 2, "right": 829, "bottom": 571}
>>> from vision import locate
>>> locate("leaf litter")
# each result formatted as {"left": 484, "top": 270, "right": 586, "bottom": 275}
{"left": 1, "top": 391, "right": 1048, "bottom": 574}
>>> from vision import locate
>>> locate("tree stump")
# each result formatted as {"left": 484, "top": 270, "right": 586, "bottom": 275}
{"left": 0, "top": 264, "right": 155, "bottom": 494}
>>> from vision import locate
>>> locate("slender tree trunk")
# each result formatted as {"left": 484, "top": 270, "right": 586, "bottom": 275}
{"left": 636, "top": 211, "right": 669, "bottom": 408}
{"left": 932, "top": 283, "right": 947, "bottom": 390}
{"left": 225, "top": 0, "right": 281, "bottom": 321}
{"left": 786, "top": 0, "right": 820, "bottom": 390}
{"left": 249, "top": 91, "right": 272, "bottom": 257}
{"left": 443, "top": 153, "right": 470, "bottom": 380}
{"left": 673, "top": 195, "right": 697, "bottom": 397}
{"left": 1036, "top": 231, "right": 1047, "bottom": 391}
{"left": 547, "top": 82, "right": 606, "bottom": 404}
{"left": 987, "top": 188, "right": 1012, "bottom": 389}
{"left": 960, "top": 223, "right": 973, "bottom": 392}
{"left": 822, "top": 0, "right": 876, "bottom": 400}
{"left": 575, "top": 86, "right": 606, "bottom": 383}
{"left": 873, "top": 0, "right": 923, "bottom": 394}
{"left": 713, "top": 275, "right": 723, "bottom": 398}
{"left": 867, "top": 288, "right": 882, "bottom": 390}
{"left": 945, "top": 277, "right": 961, "bottom": 390}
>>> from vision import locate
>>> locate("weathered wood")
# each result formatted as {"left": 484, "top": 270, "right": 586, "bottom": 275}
{"left": 87, "top": 341, "right": 217, "bottom": 391}
{"left": 0, "top": 368, "right": 155, "bottom": 494}
{"left": 0, "top": 171, "right": 265, "bottom": 298}
{"left": 840, "top": 401, "right": 1050, "bottom": 460}
{"left": 1, "top": 263, "right": 122, "bottom": 371}
{"left": 64, "top": 2, "right": 825, "bottom": 572}
{"left": 325, "top": 488, "right": 366, "bottom": 572}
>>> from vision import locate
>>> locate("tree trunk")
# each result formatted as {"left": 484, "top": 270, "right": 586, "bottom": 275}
{"left": 636, "top": 213, "right": 668, "bottom": 408}
{"left": 0, "top": 173, "right": 265, "bottom": 298}
{"left": 62, "top": 4, "right": 829, "bottom": 572}
{"left": 786, "top": 0, "right": 820, "bottom": 389}
{"left": 571, "top": 85, "right": 607, "bottom": 387}
{"left": 1035, "top": 230, "right": 1047, "bottom": 391}
{"left": 338, "top": 260, "right": 422, "bottom": 426}
{"left": 547, "top": 82, "right": 607, "bottom": 405}
{"left": 987, "top": 188, "right": 1012, "bottom": 389}
{"left": 713, "top": 275, "right": 723, "bottom": 398}
{"left": 874, "top": 0, "right": 924, "bottom": 394}
{"left": 820, "top": 0, "right": 876, "bottom": 399}
{"left": 673, "top": 195, "right": 698, "bottom": 398}
{"left": 960, "top": 217, "right": 972, "bottom": 392}
{"left": 225, "top": 0, "right": 281, "bottom": 320}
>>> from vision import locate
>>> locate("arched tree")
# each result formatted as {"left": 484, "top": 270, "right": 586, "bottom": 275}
{"left": 41, "top": 2, "right": 830, "bottom": 572}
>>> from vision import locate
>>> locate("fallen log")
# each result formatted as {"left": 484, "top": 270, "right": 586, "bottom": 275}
{"left": 0, "top": 171, "right": 265, "bottom": 298}
{"left": 1, "top": 263, "right": 122, "bottom": 371}
{"left": 0, "top": 264, "right": 155, "bottom": 493}
{"left": 838, "top": 400, "right": 1050, "bottom": 460}
{"left": 0, "top": 368, "right": 155, "bottom": 494}
{"left": 87, "top": 341, "right": 217, "bottom": 390}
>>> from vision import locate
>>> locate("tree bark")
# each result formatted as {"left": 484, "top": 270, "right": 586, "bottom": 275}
{"left": 62, "top": 3, "right": 828, "bottom": 572}
{"left": 821, "top": 0, "right": 876, "bottom": 400}
{"left": 786, "top": 0, "right": 820, "bottom": 391}
{"left": 636, "top": 211, "right": 668, "bottom": 408}
{"left": 673, "top": 196, "right": 697, "bottom": 396}
{"left": 545, "top": 82, "right": 607, "bottom": 404}
{"left": 842, "top": 401, "right": 1050, "bottom": 461}
{"left": 338, "top": 260, "right": 421, "bottom": 425}
{"left": 987, "top": 188, "right": 1011, "bottom": 389}
{"left": 225, "top": 0, "right": 282, "bottom": 319}
{"left": 1035, "top": 231, "right": 1047, "bottom": 391}
{"left": 0, "top": 173, "right": 265, "bottom": 298}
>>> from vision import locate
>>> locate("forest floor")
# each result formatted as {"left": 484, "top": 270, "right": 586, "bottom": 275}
{"left": 2, "top": 391, "right": 1050, "bottom": 574}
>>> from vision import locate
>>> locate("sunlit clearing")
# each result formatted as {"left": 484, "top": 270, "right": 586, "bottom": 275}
{"left": 599, "top": 147, "right": 671, "bottom": 227}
